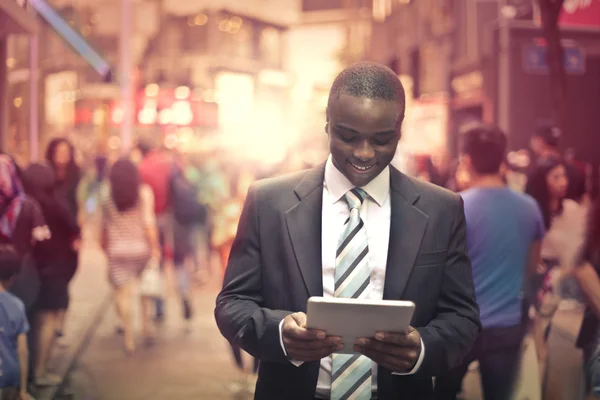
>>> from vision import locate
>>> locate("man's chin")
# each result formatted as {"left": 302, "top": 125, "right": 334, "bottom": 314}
{"left": 344, "top": 167, "right": 378, "bottom": 187}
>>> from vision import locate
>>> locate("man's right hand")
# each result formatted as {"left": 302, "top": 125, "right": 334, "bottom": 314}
{"left": 282, "top": 312, "right": 343, "bottom": 361}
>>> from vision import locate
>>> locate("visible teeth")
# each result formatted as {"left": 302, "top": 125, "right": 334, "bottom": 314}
{"left": 352, "top": 164, "right": 373, "bottom": 171}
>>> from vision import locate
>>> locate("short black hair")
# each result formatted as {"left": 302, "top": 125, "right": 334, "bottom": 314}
{"left": 534, "top": 125, "right": 561, "bottom": 148}
{"left": 0, "top": 245, "right": 21, "bottom": 282}
{"left": 460, "top": 123, "right": 508, "bottom": 175}
{"left": 327, "top": 62, "right": 406, "bottom": 116}
{"left": 137, "top": 139, "right": 154, "bottom": 157}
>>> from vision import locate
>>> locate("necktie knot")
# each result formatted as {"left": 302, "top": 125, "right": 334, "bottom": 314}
{"left": 344, "top": 188, "right": 367, "bottom": 210}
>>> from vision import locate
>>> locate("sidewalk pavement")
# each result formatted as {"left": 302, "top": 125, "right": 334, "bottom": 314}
{"left": 33, "top": 226, "right": 112, "bottom": 400}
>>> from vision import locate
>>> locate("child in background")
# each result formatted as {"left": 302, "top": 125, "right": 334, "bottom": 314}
{"left": 0, "top": 245, "right": 31, "bottom": 400}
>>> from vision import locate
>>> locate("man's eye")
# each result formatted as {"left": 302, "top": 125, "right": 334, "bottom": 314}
{"left": 337, "top": 132, "right": 357, "bottom": 142}
{"left": 374, "top": 137, "right": 392, "bottom": 145}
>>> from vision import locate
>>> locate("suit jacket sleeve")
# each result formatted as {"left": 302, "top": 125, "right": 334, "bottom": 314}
{"left": 215, "top": 184, "right": 292, "bottom": 363}
{"left": 415, "top": 196, "right": 481, "bottom": 377}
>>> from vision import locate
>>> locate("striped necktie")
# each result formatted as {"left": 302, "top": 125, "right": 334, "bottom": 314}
{"left": 331, "top": 188, "right": 372, "bottom": 400}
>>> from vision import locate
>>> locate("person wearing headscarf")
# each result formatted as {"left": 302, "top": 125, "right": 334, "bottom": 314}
{"left": 0, "top": 155, "right": 49, "bottom": 388}
{"left": 0, "top": 156, "right": 48, "bottom": 308}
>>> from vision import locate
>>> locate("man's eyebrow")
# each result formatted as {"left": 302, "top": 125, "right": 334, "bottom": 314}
{"left": 374, "top": 130, "right": 396, "bottom": 136}
{"left": 334, "top": 124, "right": 396, "bottom": 136}
{"left": 334, "top": 124, "right": 360, "bottom": 134}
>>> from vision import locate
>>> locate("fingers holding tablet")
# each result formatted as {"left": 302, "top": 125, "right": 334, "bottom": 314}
{"left": 353, "top": 327, "right": 422, "bottom": 373}
{"left": 282, "top": 312, "right": 343, "bottom": 361}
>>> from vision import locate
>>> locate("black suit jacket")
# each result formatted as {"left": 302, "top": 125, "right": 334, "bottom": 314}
{"left": 215, "top": 164, "right": 481, "bottom": 400}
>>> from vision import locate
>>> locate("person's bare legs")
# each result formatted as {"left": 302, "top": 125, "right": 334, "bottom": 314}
{"left": 55, "top": 309, "right": 67, "bottom": 335}
{"left": 34, "top": 311, "right": 60, "bottom": 385}
{"left": 114, "top": 282, "right": 135, "bottom": 354}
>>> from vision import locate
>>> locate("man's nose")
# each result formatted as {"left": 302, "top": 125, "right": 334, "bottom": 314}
{"left": 354, "top": 141, "right": 375, "bottom": 161}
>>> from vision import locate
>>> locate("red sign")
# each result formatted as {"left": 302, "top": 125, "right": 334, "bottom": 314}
{"left": 560, "top": 0, "right": 600, "bottom": 27}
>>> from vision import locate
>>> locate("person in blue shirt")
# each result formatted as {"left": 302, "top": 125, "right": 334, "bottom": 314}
{"left": 435, "top": 123, "right": 545, "bottom": 400}
{"left": 0, "top": 245, "right": 30, "bottom": 400}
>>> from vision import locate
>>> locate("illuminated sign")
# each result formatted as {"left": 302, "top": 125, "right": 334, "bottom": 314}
{"left": 136, "top": 86, "right": 218, "bottom": 128}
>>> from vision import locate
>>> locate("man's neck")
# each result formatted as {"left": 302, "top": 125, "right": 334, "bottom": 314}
{"left": 469, "top": 174, "right": 505, "bottom": 188}
{"left": 0, "top": 281, "right": 8, "bottom": 292}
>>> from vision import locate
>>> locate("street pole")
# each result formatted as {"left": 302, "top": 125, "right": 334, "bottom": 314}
{"left": 497, "top": 0, "right": 511, "bottom": 135}
{"left": 29, "top": 31, "right": 39, "bottom": 161}
{"left": 120, "top": 0, "right": 133, "bottom": 155}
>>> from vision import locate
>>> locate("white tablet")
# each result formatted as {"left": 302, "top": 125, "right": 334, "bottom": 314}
{"left": 306, "top": 297, "right": 416, "bottom": 354}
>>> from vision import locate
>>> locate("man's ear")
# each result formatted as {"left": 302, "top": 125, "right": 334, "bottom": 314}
{"left": 325, "top": 109, "right": 330, "bottom": 134}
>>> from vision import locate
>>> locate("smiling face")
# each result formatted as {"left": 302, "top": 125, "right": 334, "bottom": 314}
{"left": 326, "top": 93, "right": 402, "bottom": 187}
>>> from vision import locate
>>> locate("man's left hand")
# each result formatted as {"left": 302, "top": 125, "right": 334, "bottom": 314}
{"left": 354, "top": 326, "right": 422, "bottom": 373}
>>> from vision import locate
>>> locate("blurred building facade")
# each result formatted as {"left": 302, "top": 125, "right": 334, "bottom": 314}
{"left": 0, "top": 0, "right": 39, "bottom": 163}
{"left": 368, "top": 0, "right": 600, "bottom": 166}
{"left": 2, "top": 0, "right": 381, "bottom": 169}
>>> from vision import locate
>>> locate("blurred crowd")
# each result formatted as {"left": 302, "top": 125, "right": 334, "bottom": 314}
{"left": 0, "top": 119, "right": 598, "bottom": 399}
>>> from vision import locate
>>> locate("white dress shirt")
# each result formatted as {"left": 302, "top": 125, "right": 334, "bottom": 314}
{"left": 280, "top": 156, "right": 425, "bottom": 397}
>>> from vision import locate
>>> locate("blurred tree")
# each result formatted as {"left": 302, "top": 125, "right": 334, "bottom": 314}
{"left": 536, "top": 0, "right": 567, "bottom": 135}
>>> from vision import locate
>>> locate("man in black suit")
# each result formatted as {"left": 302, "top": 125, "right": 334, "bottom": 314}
{"left": 215, "top": 62, "right": 480, "bottom": 400}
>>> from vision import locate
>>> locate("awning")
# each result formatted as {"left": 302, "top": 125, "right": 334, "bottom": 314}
{"left": 0, "top": 0, "right": 40, "bottom": 36}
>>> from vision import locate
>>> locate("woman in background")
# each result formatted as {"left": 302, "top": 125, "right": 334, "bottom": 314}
{"left": 44, "top": 138, "right": 81, "bottom": 338}
{"left": 99, "top": 159, "right": 159, "bottom": 354}
{"left": 526, "top": 159, "right": 588, "bottom": 387}
{"left": 574, "top": 195, "right": 600, "bottom": 400}
{"left": 22, "top": 163, "right": 79, "bottom": 386}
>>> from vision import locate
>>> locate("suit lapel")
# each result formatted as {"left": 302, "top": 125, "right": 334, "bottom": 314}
{"left": 285, "top": 164, "right": 325, "bottom": 298}
{"left": 383, "top": 168, "right": 429, "bottom": 300}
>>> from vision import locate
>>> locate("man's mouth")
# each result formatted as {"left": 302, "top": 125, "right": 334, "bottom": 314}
{"left": 349, "top": 162, "right": 375, "bottom": 172}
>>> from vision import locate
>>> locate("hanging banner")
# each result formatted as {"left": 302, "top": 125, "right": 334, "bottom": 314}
{"left": 560, "top": 0, "right": 600, "bottom": 28}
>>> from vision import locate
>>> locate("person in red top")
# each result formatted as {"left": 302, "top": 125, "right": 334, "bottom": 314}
{"left": 137, "top": 142, "right": 173, "bottom": 216}
{"left": 137, "top": 140, "right": 174, "bottom": 320}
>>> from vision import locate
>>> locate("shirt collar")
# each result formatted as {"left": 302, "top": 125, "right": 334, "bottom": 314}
{"left": 324, "top": 155, "right": 390, "bottom": 207}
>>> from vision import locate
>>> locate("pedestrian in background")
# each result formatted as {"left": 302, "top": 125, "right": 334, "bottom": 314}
{"left": 99, "top": 159, "right": 160, "bottom": 355}
{"left": 526, "top": 158, "right": 588, "bottom": 387}
{"left": 0, "top": 245, "right": 32, "bottom": 400}
{"left": 22, "top": 162, "right": 80, "bottom": 386}
{"left": 137, "top": 140, "right": 174, "bottom": 322}
{"left": 574, "top": 195, "right": 600, "bottom": 400}
{"left": 434, "top": 124, "right": 544, "bottom": 400}
{"left": 0, "top": 155, "right": 49, "bottom": 388}
{"left": 44, "top": 138, "right": 81, "bottom": 339}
